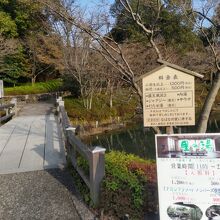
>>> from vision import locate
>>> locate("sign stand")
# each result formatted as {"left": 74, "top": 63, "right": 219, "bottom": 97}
{"left": 138, "top": 60, "right": 206, "bottom": 219}
{"left": 0, "top": 80, "right": 3, "bottom": 99}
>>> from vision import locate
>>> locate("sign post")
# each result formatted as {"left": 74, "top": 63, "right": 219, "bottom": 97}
{"left": 138, "top": 60, "right": 205, "bottom": 219}
{"left": 0, "top": 80, "right": 3, "bottom": 99}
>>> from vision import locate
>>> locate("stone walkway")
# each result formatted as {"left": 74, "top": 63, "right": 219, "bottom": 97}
{"left": 0, "top": 102, "right": 65, "bottom": 174}
{"left": 0, "top": 169, "right": 81, "bottom": 220}
{"left": 0, "top": 102, "right": 95, "bottom": 220}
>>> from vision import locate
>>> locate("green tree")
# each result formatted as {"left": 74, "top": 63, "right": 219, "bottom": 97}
{"left": 0, "top": 11, "right": 17, "bottom": 37}
{"left": 110, "top": 0, "right": 201, "bottom": 53}
{"left": 0, "top": 0, "right": 63, "bottom": 84}
{"left": 0, "top": 47, "right": 30, "bottom": 85}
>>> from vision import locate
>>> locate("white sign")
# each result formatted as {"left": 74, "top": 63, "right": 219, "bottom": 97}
{"left": 156, "top": 133, "right": 220, "bottom": 220}
{"left": 0, "top": 80, "right": 3, "bottom": 98}
{"left": 142, "top": 66, "right": 195, "bottom": 127}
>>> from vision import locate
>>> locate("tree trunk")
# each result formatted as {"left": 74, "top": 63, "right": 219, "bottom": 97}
{"left": 197, "top": 72, "right": 220, "bottom": 133}
{"left": 89, "top": 93, "right": 93, "bottom": 110}
{"left": 133, "top": 81, "right": 143, "bottom": 108}
{"left": 31, "top": 50, "right": 37, "bottom": 86}
{"left": 86, "top": 98, "right": 89, "bottom": 110}
{"left": 31, "top": 76, "right": 36, "bottom": 85}
{"left": 110, "top": 86, "right": 113, "bottom": 108}
{"left": 82, "top": 97, "right": 86, "bottom": 108}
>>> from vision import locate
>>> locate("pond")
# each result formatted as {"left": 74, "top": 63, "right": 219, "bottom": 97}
{"left": 83, "top": 113, "right": 220, "bottom": 160}
{"left": 83, "top": 123, "right": 156, "bottom": 159}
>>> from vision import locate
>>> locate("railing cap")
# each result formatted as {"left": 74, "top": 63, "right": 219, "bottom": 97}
{"left": 56, "top": 97, "right": 62, "bottom": 102}
{"left": 59, "top": 100, "right": 64, "bottom": 106}
{"left": 91, "top": 146, "right": 106, "bottom": 153}
{"left": 65, "top": 126, "right": 76, "bottom": 131}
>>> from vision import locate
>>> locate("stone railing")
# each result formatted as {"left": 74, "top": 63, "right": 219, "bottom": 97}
{"left": 56, "top": 97, "right": 106, "bottom": 206}
{"left": 0, "top": 98, "right": 17, "bottom": 124}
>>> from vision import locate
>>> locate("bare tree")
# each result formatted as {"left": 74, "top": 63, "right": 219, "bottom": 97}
{"left": 39, "top": 0, "right": 219, "bottom": 134}
{"left": 36, "top": 0, "right": 165, "bottom": 104}
{"left": 56, "top": 16, "right": 109, "bottom": 109}
{"left": 35, "top": 0, "right": 185, "bottom": 134}
{"left": 179, "top": 0, "right": 220, "bottom": 132}
{"left": 25, "top": 32, "right": 64, "bottom": 84}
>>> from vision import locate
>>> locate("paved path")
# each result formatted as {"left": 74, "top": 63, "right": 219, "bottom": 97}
{"left": 0, "top": 102, "right": 66, "bottom": 174}
{"left": 0, "top": 169, "right": 81, "bottom": 220}
{"left": 0, "top": 102, "right": 94, "bottom": 220}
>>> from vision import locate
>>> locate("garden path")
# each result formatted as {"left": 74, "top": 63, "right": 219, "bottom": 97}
{"left": 0, "top": 102, "right": 65, "bottom": 174}
{"left": 0, "top": 101, "right": 94, "bottom": 220}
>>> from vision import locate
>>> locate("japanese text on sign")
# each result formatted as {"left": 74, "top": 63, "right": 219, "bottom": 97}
{"left": 143, "top": 66, "right": 195, "bottom": 127}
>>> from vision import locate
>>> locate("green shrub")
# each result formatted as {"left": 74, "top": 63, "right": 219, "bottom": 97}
{"left": 69, "top": 150, "right": 157, "bottom": 219}
{"left": 62, "top": 75, "right": 80, "bottom": 97}
{"left": 4, "top": 79, "right": 63, "bottom": 95}
{"left": 100, "top": 151, "right": 156, "bottom": 219}
{"left": 64, "top": 91, "right": 138, "bottom": 124}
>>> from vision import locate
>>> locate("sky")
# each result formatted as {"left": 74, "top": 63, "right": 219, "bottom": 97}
{"left": 77, "top": 0, "right": 219, "bottom": 10}
{"left": 76, "top": 0, "right": 217, "bottom": 27}
{"left": 77, "top": 0, "right": 114, "bottom": 9}
{"left": 76, "top": 0, "right": 113, "bottom": 14}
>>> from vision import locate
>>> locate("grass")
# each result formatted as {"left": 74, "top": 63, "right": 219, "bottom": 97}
{"left": 4, "top": 79, "right": 63, "bottom": 96}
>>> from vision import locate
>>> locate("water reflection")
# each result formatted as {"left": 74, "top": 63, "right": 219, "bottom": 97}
{"left": 83, "top": 124, "right": 156, "bottom": 159}
{"left": 83, "top": 113, "right": 220, "bottom": 160}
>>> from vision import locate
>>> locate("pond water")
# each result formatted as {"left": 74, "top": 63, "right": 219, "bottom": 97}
{"left": 84, "top": 123, "right": 156, "bottom": 159}
{"left": 83, "top": 113, "right": 220, "bottom": 160}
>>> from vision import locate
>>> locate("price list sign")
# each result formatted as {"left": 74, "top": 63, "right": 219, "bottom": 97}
{"left": 142, "top": 66, "right": 195, "bottom": 127}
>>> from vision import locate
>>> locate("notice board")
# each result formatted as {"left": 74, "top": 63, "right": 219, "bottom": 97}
{"left": 156, "top": 133, "right": 220, "bottom": 220}
{"left": 142, "top": 66, "right": 195, "bottom": 127}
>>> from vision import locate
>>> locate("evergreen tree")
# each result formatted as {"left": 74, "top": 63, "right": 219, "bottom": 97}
{"left": 0, "top": 0, "right": 63, "bottom": 85}
{"left": 110, "top": 0, "right": 202, "bottom": 53}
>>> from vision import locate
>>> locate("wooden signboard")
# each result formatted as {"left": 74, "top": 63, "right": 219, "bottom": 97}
{"left": 0, "top": 80, "right": 3, "bottom": 98}
{"left": 140, "top": 60, "right": 203, "bottom": 127}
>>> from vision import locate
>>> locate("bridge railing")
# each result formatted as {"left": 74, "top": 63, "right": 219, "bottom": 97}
{"left": 56, "top": 97, "right": 106, "bottom": 206}
{"left": 0, "top": 98, "right": 17, "bottom": 123}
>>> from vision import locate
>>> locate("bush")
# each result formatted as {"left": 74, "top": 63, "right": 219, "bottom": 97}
{"left": 70, "top": 151, "right": 157, "bottom": 219}
{"left": 4, "top": 79, "right": 63, "bottom": 95}
{"left": 64, "top": 91, "right": 138, "bottom": 125}
{"left": 62, "top": 75, "right": 80, "bottom": 97}
{"left": 100, "top": 151, "right": 157, "bottom": 219}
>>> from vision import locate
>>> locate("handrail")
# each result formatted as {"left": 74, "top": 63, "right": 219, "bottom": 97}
{"left": 0, "top": 98, "right": 17, "bottom": 123}
{"left": 56, "top": 97, "right": 106, "bottom": 206}
{"left": 0, "top": 103, "right": 14, "bottom": 110}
